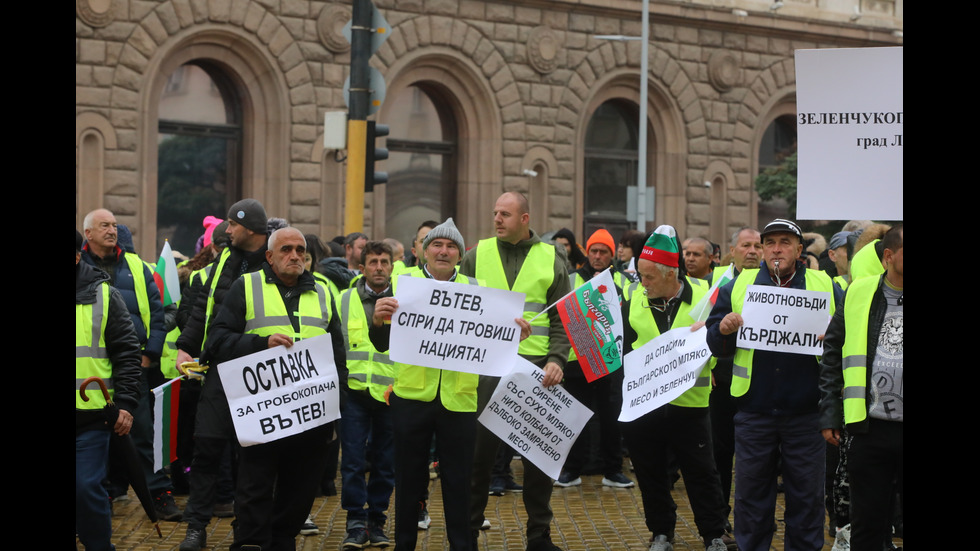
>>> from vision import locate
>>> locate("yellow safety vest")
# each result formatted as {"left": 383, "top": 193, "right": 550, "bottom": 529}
{"left": 339, "top": 286, "right": 396, "bottom": 403}
{"left": 76, "top": 282, "right": 113, "bottom": 409}
{"left": 474, "top": 238, "right": 555, "bottom": 357}
{"left": 628, "top": 280, "right": 713, "bottom": 408}
{"left": 124, "top": 252, "right": 152, "bottom": 341}
{"left": 161, "top": 266, "right": 213, "bottom": 378}
{"left": 204, "top": 247, "right": 233, "bottom": 342}
{"left": 242, "top": 271, "right": 333, "bottom": 341}
{"left": 850, "top": 240, "right": 884, "bottom": 281}
{"left": 391, "top": 260, "right": 409, "bottom": 276}
{"left": 840, "top": 275, "right": 879, "bottom": 425}
{"left": 729, "top": 268, "right": 835, "bottom": 397}
{"left": 313, "top": 271, "right": 343, "bottom": 303}
{"left": 833, "top": 275, "right": 850, "bottom": 291}
{"left": 391, "top": 268, "right": 481, "bottom": 412}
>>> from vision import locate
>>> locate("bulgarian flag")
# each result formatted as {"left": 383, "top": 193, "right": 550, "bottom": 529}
{"left": 153, "top": 240, "right": 181, "bottom": 306}
{"left": 151, "top": 377, "right": 181, "bottom": 472}
{"left": 556, "top": 268, "right": 624, "bottom": 382}
{"left": 691, "top": 263, "right": 735, "bottom": 322}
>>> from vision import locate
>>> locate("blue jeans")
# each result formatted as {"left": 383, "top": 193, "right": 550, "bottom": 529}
{"left": 339, "top": 394, "right": 395, "bottom": 526}
{"left": 77, "top": 429, "right": 114, "bottom": 551}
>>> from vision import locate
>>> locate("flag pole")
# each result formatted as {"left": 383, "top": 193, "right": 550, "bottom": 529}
{"left": 527, "top": 267, "right": 612, "bottom": 324}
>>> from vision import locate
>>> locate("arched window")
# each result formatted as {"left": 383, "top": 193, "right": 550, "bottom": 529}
{"left": 756, "top": 113, "right": 797, "bottom": 222}
{"left": 382, "top": 84, "right": 457, "bottom": 245}
{"left": 583, "top": 100, "right": 638, "bottom": 239}
{"left": 156, "top": 62, "right": 243, "bottom": 255}
{"left": 758, "top": 114, "right": 796, "bottom": 171}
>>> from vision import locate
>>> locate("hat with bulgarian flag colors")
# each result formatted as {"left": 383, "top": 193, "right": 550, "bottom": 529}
{"left": 639, "top": 225, "right": 680, "bottom": 267}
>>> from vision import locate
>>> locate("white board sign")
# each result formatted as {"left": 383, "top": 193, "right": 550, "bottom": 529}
{"left": 737, "top": 285, "right": 832, "bottom": 355}
{"left": 478, "top": 358, "right": 593, "bottom": 480}
{"left": 795, "top": 47, "right": 903, "bottom": 220}
{"left": 389, "top": 275, "right": 525, "bottom": 377}
{"left": 218, "top": 334, "right": 340, "bottom": 446}
{"left": 619, "top": 326, "right": 711, "bottom": 422}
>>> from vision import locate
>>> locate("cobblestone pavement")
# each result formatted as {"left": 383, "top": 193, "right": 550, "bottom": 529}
{"left": 100, "top": 460, "right": 900, "bottom": 550}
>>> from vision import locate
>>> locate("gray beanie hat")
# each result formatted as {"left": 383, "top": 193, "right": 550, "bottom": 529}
{"left": 423, "top": 217, "right": 465, "bottom": 253}
{"left": 227, "top": 199, "right": 268, "bottom": 233}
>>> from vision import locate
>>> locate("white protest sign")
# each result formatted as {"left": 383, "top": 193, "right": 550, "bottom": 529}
{"left": 389, "top": 275, "right": 525, "bottom": 377}
{"left": 478, "top": 358, "right": 593, "bottom": 480}
{"left": 619, "top": 326, "right": 711, "bottom": 423}
{"left": 737, "top": 285, "right": 831, "bottom": 355}
{"left": 218, "top": 334, "right": 340, "bottom": 446}
{"left": 795, "top": 47, "right": 903, "bottom": 220}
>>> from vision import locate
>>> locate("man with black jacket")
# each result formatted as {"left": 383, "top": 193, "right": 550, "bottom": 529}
{"left": 175, "top": 199, "right": 275, "bottom": 551}
{"left": 555, "top": 228, "right": 633, "bottom": 489}
{"left": 80, "top": 208, "right": 179, "bottom": 520}
{"left": 76, "top": 229, "right": 142, "bottom": 551}
{"left": 819, "top": 225, "right": 902, "bottom": 551}
{"left": 204, "top": 227, "right": 346, "bottom": 551}
{"left": 706, "top": 218, "right": 841, "bottom": 551}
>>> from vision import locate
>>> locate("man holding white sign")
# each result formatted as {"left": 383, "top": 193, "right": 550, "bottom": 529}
{"left": 620, "top": 225, "right": 728, "bottom": 551}
{"left": 706, "top": 218, "right": 840, "bottom": 551}
{"left": 460, "top": 191, "right": 571, "bottom": 551}
{"left": 206, "top": 227, "right": 345, "bottom": 551}
{"left": 375, "top": 218, "right": 530, "bottom": 551}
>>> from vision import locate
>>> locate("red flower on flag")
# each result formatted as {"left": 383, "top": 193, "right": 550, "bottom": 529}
{"left": 597, "top": 285, "right": 608, "bottom": 294}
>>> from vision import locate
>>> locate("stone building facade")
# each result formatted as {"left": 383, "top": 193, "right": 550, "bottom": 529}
{"left": 76, "top": 0, "right": 902, "bottom": 256}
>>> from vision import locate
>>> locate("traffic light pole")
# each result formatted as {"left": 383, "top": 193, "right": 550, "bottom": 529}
{"left": 344, "top": 0, "right": 372, "bottom": 234}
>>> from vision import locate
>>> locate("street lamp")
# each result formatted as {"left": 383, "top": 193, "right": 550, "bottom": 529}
{"left": 594, "top": 0, "right": 651, "bottom": 232}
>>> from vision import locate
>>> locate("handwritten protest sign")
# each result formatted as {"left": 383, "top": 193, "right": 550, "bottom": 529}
{"left": 737, "top": 285, "right": 832, "bottom": 355}
{"left": 219, "top": 334, "right": 340, "bottom": 446}
{"left": 389, "top": 275, "right": 525, "bottom": 377}
{"left": 478, "top": 358, "right": 593, "bottom": 480}
{"left": 619, "top": 326, "right": 711, "bottom": 422}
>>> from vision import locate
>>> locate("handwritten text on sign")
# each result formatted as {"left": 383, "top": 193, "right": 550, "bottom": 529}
{"left": 389, "top": 275, "right": 525, "bottom": 377}
{"left": 619, "top": 326, "right": 711, "bottom": 422}
{"left": 219, "top": 334, "right": 340, "bottom": 446}
{"left": 478, "top": 358, "right": 593, "bottom": 480}
{"left": 737, "top": 285, "right": 832, "bottom": 355}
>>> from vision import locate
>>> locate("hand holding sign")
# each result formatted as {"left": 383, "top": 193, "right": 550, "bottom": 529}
{"left": 389, "top": 276, "right": 526, "bottom": 377}
{"left": 478, "top": 358, "right": 593, "bottom": 479}
{"left": 268, "top": 333, "right": 294, "bottom": 348}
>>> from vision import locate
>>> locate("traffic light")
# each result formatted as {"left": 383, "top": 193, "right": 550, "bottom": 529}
{"left": 365, "top": 120, "right": 389, "bottom": 192}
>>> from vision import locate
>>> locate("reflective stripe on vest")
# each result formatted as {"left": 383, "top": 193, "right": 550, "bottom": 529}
{"left": 339, "top": 287, "right": 395, "bottom": 403}
{"left": 840, "top": 276, "right": 878, "bottom": 425}
{"left": 474, "top": 238, "right": 555, "bottom": 356}
{"left": 123, "top": 252, "right": 151, "bottom": 340}
{"left": 729, "top": 268, "right": 835, "bottom": 397}
{"left": 242, "top": 272, "right": 333, "bottom": 341}
{"left": 204, "top": 247, "right": 233, "bottom": 337}
{"left": 76, "top": 282, "right": 113, "bottom": 409}
{"left": 390, "top": 268, "right": 480, "bottom": 412}
{"left": 160, "top": 326, "right": 181, "bottom": 379}
{"left": 627, "top": 280, "right": 712, "bottom": 408}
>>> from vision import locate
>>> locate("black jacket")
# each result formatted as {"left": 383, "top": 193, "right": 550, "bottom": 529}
{"left": 176, "top": 243, "right": 268, "bottom": 356}
{"left": 204, "top": 264, "right": 348, "bottom": 386}
{"left": 76, "top": 261, "right": 142, "bottom": 433}
{"left": 818, "top": 274, "right": 887, "bottom": 434}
